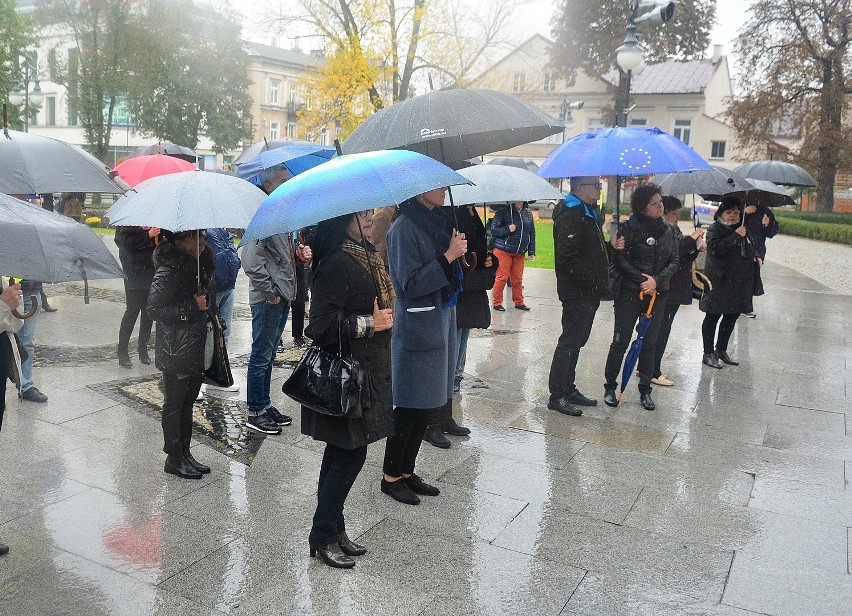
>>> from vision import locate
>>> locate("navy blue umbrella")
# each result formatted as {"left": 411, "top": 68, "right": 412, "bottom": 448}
{"left": 236, "top": 143, "right": 336, "bottom": 184}
{"left": 618, "top": 291, "right": 657, "bottom": 403}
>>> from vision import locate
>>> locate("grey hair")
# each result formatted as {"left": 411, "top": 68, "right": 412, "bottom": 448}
{"left": 259, "top": 164, "right": 289, "bottom": 187}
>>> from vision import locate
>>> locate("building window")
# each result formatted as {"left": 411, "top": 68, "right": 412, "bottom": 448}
{"left": 47, "top": 48, "right": 57, "bottom": 81}
{"left": 512, "top": 72, "right": 525, "bottom": 93}
{"left": 711, "top": 140, "right": 726, "bottom": 159}
{"left": 673, "top": 119, "right": 692, "bottom": 144}
{"left": 46, "top": 96, "right": 56, "bottom": 126}
{"left": 288, "top": 83, "right": 297, "bottom": 104}
{"left": 629, "top": 118, "right": 647, "bottom": 126}
{"left": 587, "top": 117, "right": 604, "bottom": 131}
{"left": 269, "top": 79, "right": 280, "bottom": 105}
{"left": 542, "top": 72, "right": 555, "bottom": 92}
{"left": 270, "top": 121, "right": 280, "bottom": 140}
{"left": 287, "top": 122, "right": 297, "bottom": 139}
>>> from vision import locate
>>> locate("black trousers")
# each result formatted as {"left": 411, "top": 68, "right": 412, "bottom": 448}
{"left": 119, "top": 288, "right": 153, "bottom": 353}
{"left": 382, "top": 407, "right": 431, "bottom": 478}
{"left": 604, "top": 291, "right": 667, "bottom": 393}
{"left": 310, "top": 444, "right": 367, "bottom": 545}
{"left": 0, "top": 357, "right": 7, "bottom": 431}
{"left": 290, "top": 300, "right": 306, "bottom": 340}
{"left": 702, "top": 313, "right": 739, "bottom": 354}
{"left": 653, "top": 304, "right": 680, "bottom": 378}
{"left": 548, "top": 296, "right": 600, "bottom": 399}
{"left": 161, "top": 373, "right": 203, "bottom": 456}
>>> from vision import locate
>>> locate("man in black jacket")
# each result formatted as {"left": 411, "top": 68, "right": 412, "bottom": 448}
{"left": 547, "top": 177, "right": 611, "bottom": 416}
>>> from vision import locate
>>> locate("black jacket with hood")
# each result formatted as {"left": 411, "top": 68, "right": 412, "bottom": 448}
{"left": 146, "top": 240, "right": 215, "bottom": 376}
{"left": 553, "top": 194, "right": 609, "bottom": 300}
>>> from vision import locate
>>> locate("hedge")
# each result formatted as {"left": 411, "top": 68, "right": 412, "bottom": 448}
{"left": 776, "top": 217, "right": 852, "bottom": 245}
{"left": 774, "top": 209, "right": 852, "bottom": 226}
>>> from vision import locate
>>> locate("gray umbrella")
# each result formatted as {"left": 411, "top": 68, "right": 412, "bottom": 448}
{"left": 741, "top": 178, "right": 796, "bottom": 207}
{"left": 733, "top": 160, "right": 817, "bottom": 187}
{"left": 0, "top": 195, "right": 123, "bottom": 304}
{"left": 449, "top": 165, "right": 563, "bottom": 205}
{"left": 654, "top": 166, "right": 755, "bottom": 199}
{"left": 342, "top": 88, "right": 564, "bottom": 164}
{"left": 486, "top": 156, "right": 540, "bottom": 173}
{"left": 130, "top": 141, "right": 197, "bottom": 163}
{"left": 0, "top": 129, "right": 128, "bottom": 194}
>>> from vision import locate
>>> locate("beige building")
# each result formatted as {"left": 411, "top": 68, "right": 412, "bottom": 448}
{"left": 474, "top": 35, "right": 743, "bottom": 169}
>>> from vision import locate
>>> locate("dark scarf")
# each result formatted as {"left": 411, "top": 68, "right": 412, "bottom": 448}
{"left": 398, "top": 198, "right": 463, "bottom": 307}
{"left": 633, "top": 213, "right": 668, "bottom": 238}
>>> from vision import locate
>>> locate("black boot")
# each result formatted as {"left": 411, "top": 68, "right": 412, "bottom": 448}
{"left": 337, "top": 532, "right": 367, "bottom": 556}
{"left": 117, "top": 348, "right": 132, "bottom": 368}
{"left": 702, "top": 353, "right": 724, "bottom": 369}
{"left": 309, "top": 539, "right": 355, "bottom": 568}
{"left": 138, "top": 343, "right": 152, "bottom": 365}
{"left": 184, "top": 449, "right": 210, "bottom": 474}
{"left": 0, "top": 542, "right": 8, "bottom": 556}
{"left": 424, "top": 424, "right": 451, "bottom": 448}
{"left": 41, "top": 291, "right": 57, "bottom": 312}
{"left": 639, "top": 377, "right": 655, "bottom": 410}
{"left": 715, "top": 350, "right": 739, "bottom": 365}
{"left": 440, "top": 400, "right": 470, "bottom": 436}
{"left": 180, "top": 389, "right": 207, "bottom": 472}
{"left": 603, "top": 386, "right": 618, "bottom": 408}
{"left": 164, "top": 453, "right": 202, "bottom": 479}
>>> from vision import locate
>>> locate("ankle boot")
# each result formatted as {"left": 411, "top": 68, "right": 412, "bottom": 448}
{"left": 702, "top": 353, "right": 724, "bottom": 369}
{"left": 337, "top": 532, "right": 367, "bottom": 556}
{"left": 603, "top": 386, "right": 618, "bottom": 407}
{"left": 309, "top": 539, "right": 355, "bottom": 568}
{"left": 184, "top": 449, "right": 210, "bottom": 474}
{"left": 138, "top": 345, "right": 151, "bottom": 365}
{"left": 638, "top": 378, "right": 655, "bottom": 410}
{"left": 440, "top": 400, "right": 470, "bottom": 436}
{"left": 424, "top": 424, "right": 451, "bottom": 448}
{"left": 117, "top": 348, "right": 132, "bottom": 368}
{"left": 164, "top": 453, "right": 202, "bottom": 479}
{"left": 715, "top": 350, "right": 738, "bottom": 366}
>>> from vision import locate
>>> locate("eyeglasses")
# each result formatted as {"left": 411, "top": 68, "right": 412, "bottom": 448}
{"left": 579, "top": 182, "right": 603, "bottom": 190}
{"left": 356, "top": 209, "right": 374, "bottom": 218}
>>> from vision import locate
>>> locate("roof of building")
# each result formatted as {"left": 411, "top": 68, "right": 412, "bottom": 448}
{"left": 603, "top": 58, "right": 721, "bottom": 94}
{"left": 245, "top": 41, "right": 324, "bottom": 68}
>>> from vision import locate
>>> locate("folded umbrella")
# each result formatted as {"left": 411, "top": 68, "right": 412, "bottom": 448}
{"left": 235, "top": 143, "right": 336, "bottom": 183}
{"left": 112, "top": 154, "right": 196, "bottom": 187}
{"left": 618, "top": 292, "right": 657, "bottom": 403}
{"left": 105, "top": 170, "right": 267, "bottom": 231}
{"left": 449, "top": 165, "right": 563, "bottom": 205}
{"left": 0, "top": 129, "right": 128, "bottom": 194}
{"left": 0, "top": 195, "right": 124, "bottom": 304}
{"left": 243, "top": 149, "right": 471, "bottom": 242}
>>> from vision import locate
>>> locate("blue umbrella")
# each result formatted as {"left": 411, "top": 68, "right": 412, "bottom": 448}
{"left": 538, "top": 127, "right": 711, "bottom": 179}
{"left": 235, "top": 143, "right": 336, "bottom": 184}
{"left": 618, "top": 291, "right": 657, "bottom": 403}
{"left": 243, "top": 149, "right": 471, "bottom": 242}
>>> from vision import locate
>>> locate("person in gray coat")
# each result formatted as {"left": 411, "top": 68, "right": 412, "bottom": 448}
{"left": 380, "top": 188, "right": 468, "bottom": 505}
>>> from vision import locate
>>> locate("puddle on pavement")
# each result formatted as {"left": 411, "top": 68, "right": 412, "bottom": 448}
{"left": 510, "top": 408, "right": 676, "bottom": 455}
{"left": 89, "top": 375, "right": 264, "bottom": 465}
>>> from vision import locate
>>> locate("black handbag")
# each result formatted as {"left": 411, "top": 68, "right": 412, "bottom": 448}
{"left": 282, "top": 321, "right": 366, "bottom": 418}
{"left": 203, "top": 313, "right": 234, "bottom": 388}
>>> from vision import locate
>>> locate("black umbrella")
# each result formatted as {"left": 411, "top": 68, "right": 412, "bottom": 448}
{"left": 733, "top": 160, "right": 817, "bottom": 187}
{"left": 486, "top": 156, "right": 539, "bottom": 173}
{"left": 741, "top": 179, "right": 796, "bottom": 208}
{"left": 130, "top": 141, "right": 197, "bottom": 163}
{"left": 0, "top": 129, "right": 128, "bottom": 194}
{"left": 654, "top": 166, "right": 755, "bottom": 200}
{"left": 232, "top": 138, "right": 323, "bottom": 169}
{"left": 341, "top": 88, "right": 564, "bottom": 163}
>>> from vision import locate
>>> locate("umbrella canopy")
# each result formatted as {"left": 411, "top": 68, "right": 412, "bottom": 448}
{"left": 486, "top": 156, "right": 539, "bottom": 173}
{"left": 342, "top": 88, "right": 564, "bottom": 163}
{"left": 235, "top": 143, "right": 336, "bottom": 183}
{"left": 742, "top": 178, "right": 796, "bottom": 208}
{"left": 618, "top": 292, "right": 657, "bottom": 402}
{"left": 448, "top": 165, "right": 563, "bottom": 205}
{"left": 0, "top": 194, "right": 123, "bottom": 284}
{"left": 0, "top": 129, "right": 128, "bottom": 194}
{"left": 112, "top": 154, "right": 196, "bottom": 187}
{"left": 244, "top": 149, "right": 471, "bottom": 242}
{"left": 130, "top": 141, "right": 196, "bottom": 162}
{"left": 654, "top": 166, "right": 755, "bottom": 199}
{"left": 538, "top": 127, "right": 712, "bottom": 179}
{"left": 105, "top": 170, "right": 267, "bottom": 231}
{"left": 232, "top": 138, "right": 322, "bottom": 168}
{"left": 733, "top": 160, "right": 817, "bottom": 187}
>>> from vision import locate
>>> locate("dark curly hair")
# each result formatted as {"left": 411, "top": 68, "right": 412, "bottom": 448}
{"left": 630, "top": 183, "right": 663, "bottom": 215}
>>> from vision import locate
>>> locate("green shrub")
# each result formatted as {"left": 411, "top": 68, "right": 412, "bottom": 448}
{"left": 774, "top": 209, "right": 852, "bottom": 226}
{"left": 777, "top": 217, "right": 852, "bottom": 245}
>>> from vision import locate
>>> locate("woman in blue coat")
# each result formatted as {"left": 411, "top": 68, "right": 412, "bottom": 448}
{"left": 381, "top": 187, "right": 468, "bottom": 506}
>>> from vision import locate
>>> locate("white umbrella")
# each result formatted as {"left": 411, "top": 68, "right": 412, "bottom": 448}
{"left": 447, "top": 164, "right": 564, "bottom": 205}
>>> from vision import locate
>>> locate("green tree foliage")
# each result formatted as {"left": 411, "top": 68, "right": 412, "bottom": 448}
{"left": 726, "top": 1, "right": 852, "bottom": 213}
{"left": 128, "top": 2, "right": 251, "bottom": 152}
{"left": 0, "top": 0, "right": 37, "bottom": 131}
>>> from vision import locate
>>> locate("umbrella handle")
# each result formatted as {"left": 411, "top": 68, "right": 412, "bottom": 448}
{"left": 638, "top": 290, "right": 657, "bottom": 316}
{"left": 12, "top": 296, "right": 38, "bottom": 320}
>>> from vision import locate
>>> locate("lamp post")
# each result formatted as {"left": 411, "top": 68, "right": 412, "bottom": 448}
{"left": 559, "top": 98, "right": 584, "bottom": 129}
{"left": 8, "top": 59, "right": 44, "bottom": 132}
{"left": 615, "top": 21, "right": 644, "bottom": 127}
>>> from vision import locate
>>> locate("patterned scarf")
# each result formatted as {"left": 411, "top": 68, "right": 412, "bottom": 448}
{"left": 341, "top": 238, "right": 396, "bottom": 309}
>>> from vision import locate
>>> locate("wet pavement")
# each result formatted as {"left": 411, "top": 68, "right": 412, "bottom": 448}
{"left": 1, "top": 237, "right": 850, "bottom": 615}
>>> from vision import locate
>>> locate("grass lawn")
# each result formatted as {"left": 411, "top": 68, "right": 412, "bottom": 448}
{"left": 526, "top": 219, "right": 554, "bottom": 269}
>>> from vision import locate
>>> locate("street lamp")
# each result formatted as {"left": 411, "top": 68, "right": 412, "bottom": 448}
{"left": 559, "top": 99, "right": 584, "bottom": 128}
{"left": 615, "top": 23, "right": 644, "bottom": 127}
{"left": 7, "top": 59, "right": 44, "bottom": 132}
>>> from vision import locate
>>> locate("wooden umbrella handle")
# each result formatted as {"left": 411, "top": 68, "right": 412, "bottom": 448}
{"left": 11, "top": 295, "right": 38, "bottom": 319}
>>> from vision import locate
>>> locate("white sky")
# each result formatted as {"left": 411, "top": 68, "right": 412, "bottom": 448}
{"left": 231, "top": 0, "right": 752, "bottom": 74}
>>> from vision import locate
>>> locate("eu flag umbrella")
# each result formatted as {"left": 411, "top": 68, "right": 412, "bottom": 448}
{"left": 618, "top": 291, "right": 657, "bottom": 403}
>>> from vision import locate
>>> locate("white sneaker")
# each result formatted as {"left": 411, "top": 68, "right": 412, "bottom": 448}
{"left": 206, "top": 383, "right": 240, "bottom": 392}
{"left": 196, "top": 385, "right": 205, "bottom": 401}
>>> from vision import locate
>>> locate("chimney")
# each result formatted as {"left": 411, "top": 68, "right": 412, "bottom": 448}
{"left": 712, "top": 44, "right": 722, "bottom": 64}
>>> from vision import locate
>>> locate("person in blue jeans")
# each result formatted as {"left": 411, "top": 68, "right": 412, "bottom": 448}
{"left": 241, "top": 165, "right": 312, "bottom": 434}
{"left": 18, "top": 281, "right": 48, "bottom": 403}
{"left": 203, "top": 228, "right": 241, "bottom": 395}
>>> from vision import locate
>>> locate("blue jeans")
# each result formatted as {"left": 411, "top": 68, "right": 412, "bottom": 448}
{"left": 18, "top": 295, "right": 38, "bottom": 392}
{"left": 247, "top": 300, "right": 289, "bottom": 416}
{"left": 216, "top": 288, "right": 235, "bottom": 344}
{"left": 455, "top": 328, "right": 470, "bottom": 377}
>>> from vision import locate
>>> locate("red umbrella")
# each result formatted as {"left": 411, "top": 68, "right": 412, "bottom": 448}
{"left": 112, "top": 154, "right": 195, "bottom": 187}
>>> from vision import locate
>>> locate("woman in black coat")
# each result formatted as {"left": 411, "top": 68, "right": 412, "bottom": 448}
{"left": 699, "top": 197, "right": 755, "bottom": 368}
{"left": 146, "top": 230, "right": 215, "bottom": 480}
{"left": 604, "top": 183, "right": 679, "bottom": 411}
{"left": 115, "top": 226, "right": 156, "bottom": 367}
{"left": 302, "top": 209, "right": 395, "bottom": 569}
